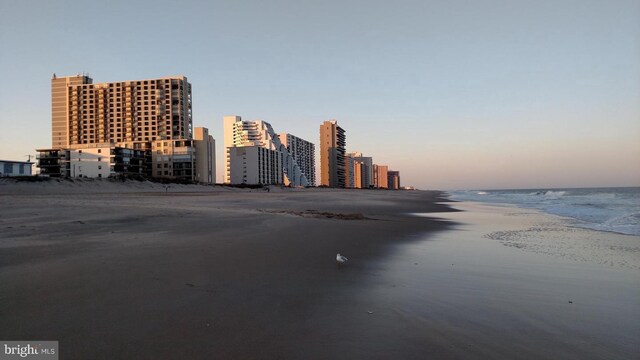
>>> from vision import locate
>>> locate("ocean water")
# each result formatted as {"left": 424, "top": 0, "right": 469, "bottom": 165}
{"left": 449, "top": 187, "right": 640, "bottom": 236}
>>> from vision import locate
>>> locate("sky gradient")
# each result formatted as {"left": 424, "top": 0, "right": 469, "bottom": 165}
{"left": 1, "top": 0, "right": 638, "bottom": 189}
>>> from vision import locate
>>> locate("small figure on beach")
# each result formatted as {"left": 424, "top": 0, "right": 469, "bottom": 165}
{"left": 336, "top": 253, "right": 348, "bottom": 265}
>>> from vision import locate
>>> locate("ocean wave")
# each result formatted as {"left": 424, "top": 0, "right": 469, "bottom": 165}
{"left": 449, "top": 187, "right": 640, "bottom": 236}
{"left": 542, "top": 190, "right": 566, "bottom": 198}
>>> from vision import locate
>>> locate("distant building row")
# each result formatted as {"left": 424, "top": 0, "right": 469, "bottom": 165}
{"left": 34, "top": 73, "right": 404, "bottom": 188}
{"left": 223, "top": 118, "right": 401, "bottom": 189}
{"left": 320, "top": 120, "right": 401, "bottom": 189}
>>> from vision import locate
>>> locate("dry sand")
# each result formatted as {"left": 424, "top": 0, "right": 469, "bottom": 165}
{"left": 0, "top": 179, "right": 638, "bottom": 359}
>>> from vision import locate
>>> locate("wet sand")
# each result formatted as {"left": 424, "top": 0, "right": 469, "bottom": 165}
{"left": 378, "top": 203, "right": 639, "bottom": 359}
{"left": 0, "top": 181, "right": 638, "bottom": 359}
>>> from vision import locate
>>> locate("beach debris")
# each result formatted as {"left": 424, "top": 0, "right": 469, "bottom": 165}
{"left": 367, "top": 311, "right": 374, "bottom": 315}
{"left": 568, "top": 300, "right": 573, "bottom": 304}
{"left": 185, "top": 283, "right": 196, "bottom": 287}
{"left": 336, "top": 253, "right": 348, "bottom": 264}
{"left": 259, "top": 209, "right": 371, "bottom": 220}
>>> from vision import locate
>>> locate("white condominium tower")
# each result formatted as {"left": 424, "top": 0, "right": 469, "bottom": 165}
{"left": 278, "top": 133, "right": 316, "bottom": 187}
{"left": 223, "top": 115, "right": 310, "bottom": 187}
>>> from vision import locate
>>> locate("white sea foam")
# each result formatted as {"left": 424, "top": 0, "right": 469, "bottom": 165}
{"left": 449, "top": 187, "right": 640, "bottom": 236}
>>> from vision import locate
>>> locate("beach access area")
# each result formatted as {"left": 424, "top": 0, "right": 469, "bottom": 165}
{"left": 1, "top": 179, "right": 638, "bottom": 359}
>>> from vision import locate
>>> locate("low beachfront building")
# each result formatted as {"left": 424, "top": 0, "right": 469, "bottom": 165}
{"left": 228, "top": 146, "right": 283, "bottom": 185}
{"left": 151, "top": 139, "right": 196, "bottom": 182}
{"left": 36, "top": 144, "right": 145, "bottom": 178}
{"left": 0, "top": 160, "right": 34, "bottom": 177}
{"left": 37, "top": 137, "right": 214, "bottom": 183}
{"left": 68, "top": 145, "right": 115, "bottom": 178}
{"left": 35, "top": 148, "right": 68, "bottom": 177}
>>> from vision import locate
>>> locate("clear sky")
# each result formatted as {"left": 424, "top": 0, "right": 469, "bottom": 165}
{"left": 0, "top": 0, "right": 638, "bottom": 190}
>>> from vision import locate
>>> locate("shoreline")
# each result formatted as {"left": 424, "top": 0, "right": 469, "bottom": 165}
{"left": 441, "top": 201, "right": 640, "bottom": 271}
{"left": 385, "top": 201, "right": 639, "bottom": 359}
{"left": 446, "top": 188, "right": 640, "bottom": 237}
{"left": 1, "top": 183, "right": 637, "bottom": 359}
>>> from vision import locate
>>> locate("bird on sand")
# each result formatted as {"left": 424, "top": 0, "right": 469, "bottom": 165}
{"left": 336, "top": 253, "right": 348, "bottom": 264}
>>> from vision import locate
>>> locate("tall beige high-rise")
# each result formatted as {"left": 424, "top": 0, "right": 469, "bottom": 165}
{"left": 319, "top": 120, "right": 346, "bottom": 188}
{"left": 51, "top": 74, "right": 92, "bottom": 148}
{"left": 373, "top": 164, "right": 389, "bottom": 189}
{"left": 51, "top": 74, "right": 192, "bottom": 148}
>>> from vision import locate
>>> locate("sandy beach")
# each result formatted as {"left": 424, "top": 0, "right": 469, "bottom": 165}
{"left": 0, "top": 179, "right": 638, "bottom": 359}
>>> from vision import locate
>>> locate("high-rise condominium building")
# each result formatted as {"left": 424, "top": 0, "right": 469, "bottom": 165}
{"left": 51, "top": 73, "right": 192, "bottom": 148}
{"left": 278, "top": 133, "right": 316, "bottom": 187}
{"left": 52, "top": 74, "right": 92, "bottom": 148}
{"left": 194, "top": 127, "right": 216, "bottom": 184}
{"left": 37, "top": 144, "right": 146, "bottom": 178}
{"left": 373, "top": 164, "right": 389, "bottom": 189}
{"left": 387, "top": 171, "right": 400, "bottom": 190}
{"left": 345, "top": 154, "right": 355, "bottom": 188}
{"left": 344, "top": 153, "right": 363, "bottom": 189}
{"left": 319, "top": 120, "right": 346, "bottom": 188}
{"left": 43, "top": 73, "right": 216, "bottom": 183}
{"left": 223, "top": 115, "right": 310, "bottom": 186}
{"left": 347, "top": 152, "right": 373, "bottom": 188}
